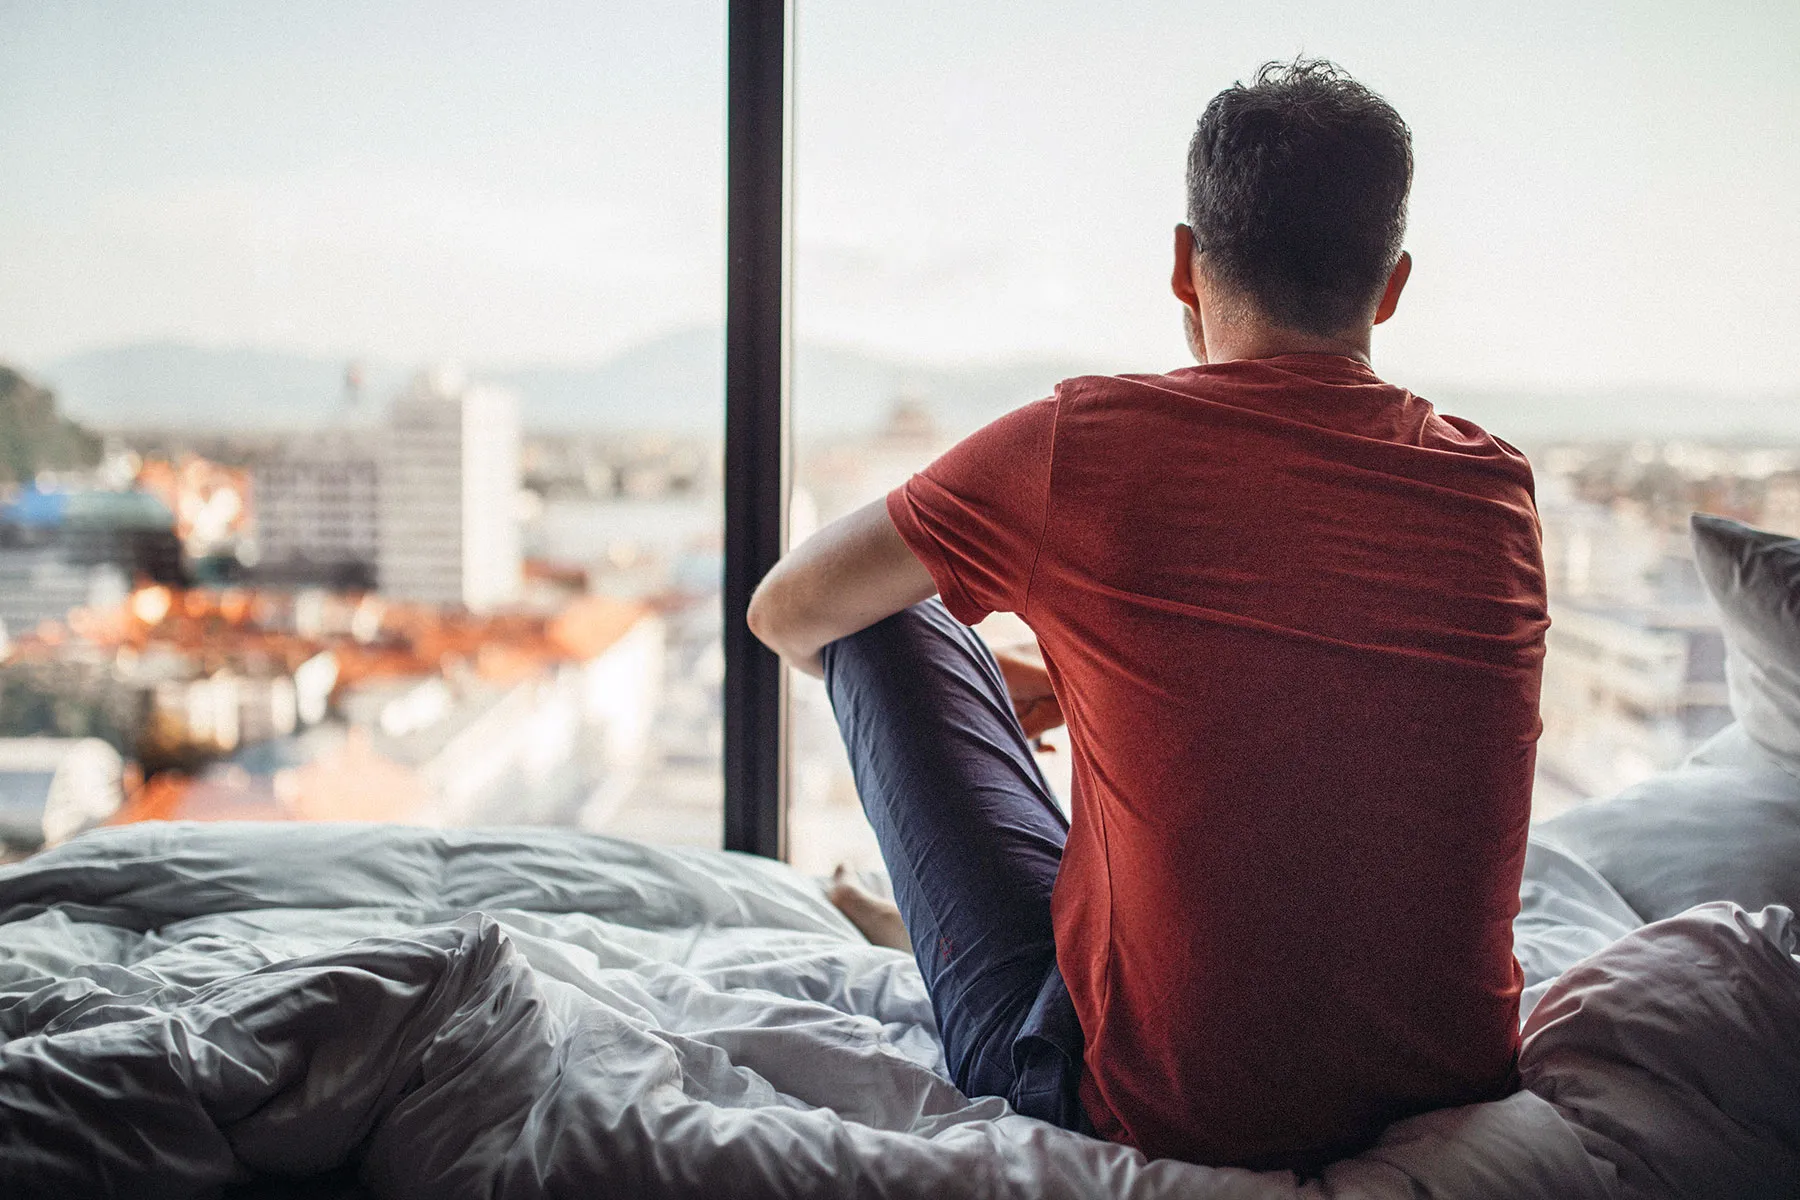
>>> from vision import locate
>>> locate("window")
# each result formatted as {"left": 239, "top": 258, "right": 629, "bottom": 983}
{"left": 0, "top": 4, "right": 730, "bottom": 855}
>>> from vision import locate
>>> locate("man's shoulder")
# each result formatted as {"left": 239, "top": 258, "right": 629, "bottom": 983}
{"left": 1046, "top": 366, "right": 1211, "bottom": 412}
{"left": 1055, "top": 365, "right": 1208, "bottom": 393}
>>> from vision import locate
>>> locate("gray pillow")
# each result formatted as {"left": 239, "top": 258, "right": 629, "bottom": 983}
{"left": 1538, "top": 725, "right": 1800, "bottom": 922}
{"left": 1535, "top": 514, "right": 1800, "bottom": 922}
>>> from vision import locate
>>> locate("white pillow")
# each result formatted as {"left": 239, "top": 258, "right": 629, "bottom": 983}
{"left": 1689, "top": 512, "right": 1800, "bottom": 766}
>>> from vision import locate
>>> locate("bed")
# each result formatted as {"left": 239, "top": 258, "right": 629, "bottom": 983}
{"left": 3, "top": 515, "right": 1798, "bottom": 1199}
{"left": 0, "top": 818, "right": 1795, "bottom": 1200}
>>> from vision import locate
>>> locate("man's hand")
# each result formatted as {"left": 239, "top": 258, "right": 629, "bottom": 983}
{"left": 993, "top": 639, "right": 1065, "bottom": 739}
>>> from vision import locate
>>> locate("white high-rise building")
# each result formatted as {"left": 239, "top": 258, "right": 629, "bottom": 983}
{"left": 378, "top": 368, "right": 521, "bottom": 612}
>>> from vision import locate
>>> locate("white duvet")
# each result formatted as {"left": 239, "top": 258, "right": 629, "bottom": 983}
{"left": 0, "top": 823, "right": 1795, "bottom": 1199}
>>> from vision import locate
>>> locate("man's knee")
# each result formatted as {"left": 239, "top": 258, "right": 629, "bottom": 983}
{"left": 821, "top": 599, "right": 957, "bottom": 678}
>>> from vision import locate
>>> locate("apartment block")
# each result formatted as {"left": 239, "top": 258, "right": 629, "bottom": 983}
{"left": 253, "top": 430, "right": 380, "bottom": 589}
{"left": 378, "top": 369, "right": 521, "bottom": 612}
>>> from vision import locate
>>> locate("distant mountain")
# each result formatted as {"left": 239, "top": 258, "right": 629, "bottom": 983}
{"left": 40, "top": 338, "right": 732, "bottom": 435}
{"left": 497, "top": 331, "right": 1088, "bottom": 440}
{"left": 489, "top": 327, "right": 722, "bottom": 434}
{"left": 38, "top": 330, "right": 1084, "bottom": 441}
{"left": 0, "top": 364, "right": 101, "bottom": 485}
{"left": 34, "top": 333, "right": 1798, "bottom": 443}
{"left": 40, "top": 343, "right": 409, "bottom": 433}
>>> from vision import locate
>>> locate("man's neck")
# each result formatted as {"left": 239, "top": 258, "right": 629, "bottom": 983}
{"left": 1199, "top": 321, "right": 1373, "bottom": 367}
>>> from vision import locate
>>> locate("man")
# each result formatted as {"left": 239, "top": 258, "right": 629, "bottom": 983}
{"left": 749, "top": 59, "right": 1547, "bottom": 1172}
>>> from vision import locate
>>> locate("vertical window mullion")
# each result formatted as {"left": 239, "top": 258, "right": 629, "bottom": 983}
{"left": 722, "top": 0, "right": 792, "bottom": 859}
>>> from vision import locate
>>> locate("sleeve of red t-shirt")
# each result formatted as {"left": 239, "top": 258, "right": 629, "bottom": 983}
{"left": 886, "top": 394, "right": 1058, "bottom": 626}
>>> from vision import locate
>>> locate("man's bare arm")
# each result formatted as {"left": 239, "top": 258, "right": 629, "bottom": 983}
{"left": 747, "top": 498, "right": 936, "bottom": 677}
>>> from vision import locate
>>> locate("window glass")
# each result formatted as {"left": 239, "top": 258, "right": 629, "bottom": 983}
{"left": 0, "top": 3, "right": 727, "bottom": 856}
{"left": 788, "top": 0, "right": 1800, "bottom": 872}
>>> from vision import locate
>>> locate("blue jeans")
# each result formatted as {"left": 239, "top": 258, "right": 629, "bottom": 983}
{"left": 821, "top": 600, "right": 1091, "bottom": 1133}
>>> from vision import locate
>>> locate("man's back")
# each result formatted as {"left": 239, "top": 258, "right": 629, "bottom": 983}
{"left": 889, "top": 352, "right": 1548, "bottom": 1168}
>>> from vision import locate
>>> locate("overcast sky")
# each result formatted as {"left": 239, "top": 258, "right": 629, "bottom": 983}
{"left": 2, "top": 0, "right": 1796, "bottom": 397}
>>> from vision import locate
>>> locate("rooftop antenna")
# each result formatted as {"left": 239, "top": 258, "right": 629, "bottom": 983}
{"left": 343, "top": 360, "right": 365, "bottom": 413}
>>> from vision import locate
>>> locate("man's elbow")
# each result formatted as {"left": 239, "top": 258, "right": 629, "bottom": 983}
{"left": 746, "top": 578, "right": 781, "bottom": 651}
{"left": 747, "top": 573, "right": 807, "bottom": 661}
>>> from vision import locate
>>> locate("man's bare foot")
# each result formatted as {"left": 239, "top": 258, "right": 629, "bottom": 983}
{"left": 826, "top": 864, "right": 913, "bottom": 952}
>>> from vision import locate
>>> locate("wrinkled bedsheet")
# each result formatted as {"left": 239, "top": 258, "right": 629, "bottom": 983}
{"left": 0, "top": 823, "right": 1796, "bottom": 1199}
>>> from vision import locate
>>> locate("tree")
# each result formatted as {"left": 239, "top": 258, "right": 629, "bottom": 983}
{"left": 0, "top": 364, "right": 102, "bottom": 486}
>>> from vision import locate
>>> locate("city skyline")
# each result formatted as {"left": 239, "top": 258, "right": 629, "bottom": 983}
{"left": 1, "top": 1, "right": 1797, "bottom": 402}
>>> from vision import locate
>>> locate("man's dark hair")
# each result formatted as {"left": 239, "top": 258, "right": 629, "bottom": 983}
{"left": 1186, "top": 59, "right": 1413, "bottom": 336}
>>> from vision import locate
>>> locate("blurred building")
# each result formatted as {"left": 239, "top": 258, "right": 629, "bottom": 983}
{"left": 1762, "top": 472, "right": 1800, "bottom": 537}
{"left": 135, "top": 456, "right": 252, "bottom": 565}
{"left": 0, "top": 549, "right": 128, "bottom": 637}
{"left": 0, "top": 486, "right": 182, "bottom": 635}
{"left": 57, "top": 490, "right": 188, "bottom": 584}
{"left": 0, "top": 736, "right": 124, "bottom": 853}
{"left": 253, "top": 430, "right": 380, "bottom": 590}
{"left": 0, "top": 652, "right": 150, "bottom": 763}
{"left": 105, "top": 594, "right": 662, "bottom": 828}
{"left": 1534, "top": 469, "right": 1734, "bottom": 801}
{"left": 0, "top": 625, "right": 338, "bottom": 775}
{"left": 379, "top": 369, "right": 521, "bottom": 612}
{"left": 1537, "top": 603, "right": 1731, "bottom": 799}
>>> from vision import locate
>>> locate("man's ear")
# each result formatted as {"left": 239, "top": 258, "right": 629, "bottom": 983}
{"left": 1372, "top": 251, "right": 1412, "bottom": 326}
{"left": 1171, "top": 224, "right": 1200, "bottom": 310}
{"left": 1172, "top": 224, "right": 1209, "bottom": 363}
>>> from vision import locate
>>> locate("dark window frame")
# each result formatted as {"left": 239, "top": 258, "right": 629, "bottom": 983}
{"left": 722, "top": 0, "right": 792, "bottom": 859}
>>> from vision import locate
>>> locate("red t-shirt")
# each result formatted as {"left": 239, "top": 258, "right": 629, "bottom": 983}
{"left": 887, "top": 354, "right": 1547, "bottom": 1171}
